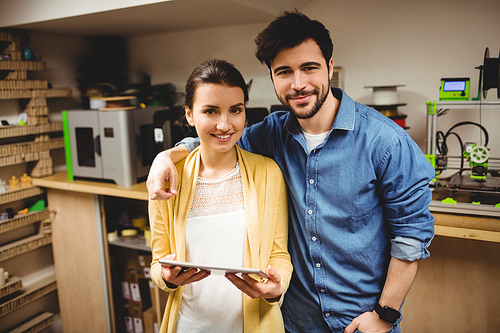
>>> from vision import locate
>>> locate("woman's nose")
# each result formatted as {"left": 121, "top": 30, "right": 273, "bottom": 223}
{"left": 217, "top": 115, "right": 230, "bottom": 131}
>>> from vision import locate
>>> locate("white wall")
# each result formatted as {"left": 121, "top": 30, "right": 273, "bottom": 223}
{"left": 128, "top": 0, "right": 500, "bottom": 155}
{"left": 0, "top": 0, "right": 170, "bottom": 26}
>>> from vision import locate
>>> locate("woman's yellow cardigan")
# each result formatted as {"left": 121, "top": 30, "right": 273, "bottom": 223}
{"left": 149, "top": 145, "right": 293, "bottom": 333}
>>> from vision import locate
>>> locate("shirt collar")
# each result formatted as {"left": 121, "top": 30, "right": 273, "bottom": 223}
{"left": 284, "top": 88, "right": 356, "bottom": 135}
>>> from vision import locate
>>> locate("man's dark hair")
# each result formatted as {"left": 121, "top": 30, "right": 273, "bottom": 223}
{"left": 255, "top": 11, "right": 334, "bottom": 69}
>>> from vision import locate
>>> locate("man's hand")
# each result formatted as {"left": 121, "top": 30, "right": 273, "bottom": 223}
{"left": 147, "top": 146, "right": 189, "bottom": 200}
{"left": 344, "top": 311, "right": 392, "bottom": 333}
{"left": 225, "top": 265, "right": 283, "bottom": 302}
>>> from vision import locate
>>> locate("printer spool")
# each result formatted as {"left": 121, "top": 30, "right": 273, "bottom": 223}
{"left": 481, "top": 47, "right": 500, "bottom": 99}
{"left": 364, "top": 85, "right": 408, "bottom": 128}
{"left": 371, "top": 86, "right": 399, "bottom": 105}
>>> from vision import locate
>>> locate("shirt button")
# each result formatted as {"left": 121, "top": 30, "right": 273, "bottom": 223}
{"left": 325, "top": 313, "right": 330, "bottom": 317}
{"left": 309, "top": 179, "right": 314, "bottom": 184}
{"left": 316, "top": 263, "right": 321, "bottom": 268}
{"left": 320, "top": 289, "right": 326, "bottom": 293}
{"left": 308, "top": 209, "right": 313, "bottom": 215}
{"left": 312, "top": 236, "right": 317, "bottom": 241}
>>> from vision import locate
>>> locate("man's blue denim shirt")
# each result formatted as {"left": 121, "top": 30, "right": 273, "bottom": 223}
{"left": 180, "top": 88, "right": 435, "bottom": 333}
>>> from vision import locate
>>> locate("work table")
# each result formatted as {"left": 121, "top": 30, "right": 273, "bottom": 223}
{"left": 32, "top": 171, "right": 500, "bottom": 332}
{"left": 32, "top": 171, "right": 148, "bottom": 201}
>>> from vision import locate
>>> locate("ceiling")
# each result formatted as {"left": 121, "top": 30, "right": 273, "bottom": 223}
{"left": 2, "top": 0, "right": 311, "bottom": 37}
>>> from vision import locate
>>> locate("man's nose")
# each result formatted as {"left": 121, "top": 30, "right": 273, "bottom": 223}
{"left": 291, "top": 72, "right": 306, "bottom": 91}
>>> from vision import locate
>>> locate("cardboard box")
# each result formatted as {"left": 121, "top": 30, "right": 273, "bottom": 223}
{"left": 142, "top": 307, "right": 157, "bottom": 333}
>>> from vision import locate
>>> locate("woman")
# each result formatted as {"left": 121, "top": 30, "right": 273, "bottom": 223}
{"left": 149, "top": 59, "right": 292, "bottom": 333}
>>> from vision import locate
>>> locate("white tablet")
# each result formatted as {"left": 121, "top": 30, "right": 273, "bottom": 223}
{"left": 158, "top": 258, "right": 269, "bottom": 279}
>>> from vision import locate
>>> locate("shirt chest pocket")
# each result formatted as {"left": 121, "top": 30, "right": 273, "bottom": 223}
{"left": 336, "top": 209, "right": 374, "bottom": 233}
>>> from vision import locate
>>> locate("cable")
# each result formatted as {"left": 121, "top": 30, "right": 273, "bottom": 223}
{"left": 445, "top": 132, "right": 464, "bottom": 175}
{"left": 443, "top": 121, "right": 489, "bottom": 147}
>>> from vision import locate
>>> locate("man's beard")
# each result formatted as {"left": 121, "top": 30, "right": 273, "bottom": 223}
{"left": 280, "top": 87, "right": 329, "bottom": 120}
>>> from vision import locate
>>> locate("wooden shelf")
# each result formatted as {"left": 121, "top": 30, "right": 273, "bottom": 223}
{"left": 432, "top": 212, "right": 500, "bottom": 243}
{"left": 0, "top": 61, "right": 45, "bottom": 71}
{"left": 0, "top": 276, "right": 22, "bottom": 299}
{"left": 109, "top": 235, "right": 151, "bottom": 252}
{"left": 32, "top": 171, "right": 149, "bottom": 201}
{"left": 0, "top": 80, "right": 48, "bottom": 90}
{"left": 0, "top": 138, "right": 64, "bottom": 168}
{"left": 0, "top": 210, "right": 50, "bottom": 235}
{"left": 2, "top": 71, "right": 27, "bottom": 80}
{"left": 0, "top": 87, "right": 72, "bottom": 100}
{"left": 0, "top": 274, "right": 57, "bottom": 318}
{"left": 0, "top": 223, "right": 52, "bottom": 262}
{"left": 7, "top": 312, "right": 54, "bottom": 333}
{"left": 0, "top": 122, "right": 63, "bottom": 139}
{"left": 0, "top": 137, "right": 64, "bottom": 157}
{"left": 0, "top": 186, "right": 44, "bottom": 206}
{"left": 0, "top": 31, "right": 19, "bottom": 43}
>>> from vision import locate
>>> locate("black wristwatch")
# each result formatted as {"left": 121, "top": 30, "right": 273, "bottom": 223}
{"left": 374, "top": 302, "right": 401, "bottom": 324}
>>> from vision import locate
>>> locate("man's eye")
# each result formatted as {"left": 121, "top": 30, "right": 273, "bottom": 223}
{"left": 277, "top": 70, "right": 292, "bottom": 76}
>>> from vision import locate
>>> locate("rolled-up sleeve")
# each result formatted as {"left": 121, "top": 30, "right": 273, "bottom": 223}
{"left": 174, "top": 136, "right": 200, "bottom": 152}
{"left": 390, "top": 236, "right": 431, "bottom": 261}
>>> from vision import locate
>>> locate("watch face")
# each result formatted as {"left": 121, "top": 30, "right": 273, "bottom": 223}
{"left": 375, "top": 303, "right": 401, "bottom": 324}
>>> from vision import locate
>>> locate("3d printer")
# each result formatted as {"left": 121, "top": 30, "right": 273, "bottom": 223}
{"left": 427, "top": 48, "right": 500, "bottom": 207}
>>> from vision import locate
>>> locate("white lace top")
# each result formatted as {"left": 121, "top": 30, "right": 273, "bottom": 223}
{"left": 188, "top": 162, "right": 244, "bottom": 218}
{"left": 176, "top": 163, "right": 246, "bottom": 333}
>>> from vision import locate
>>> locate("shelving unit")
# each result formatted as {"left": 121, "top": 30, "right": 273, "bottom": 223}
{"left": 426, "top": 100, "right": 500, "bottom": 222}
{"left": 0, "top": 30, "right": 68, "bottom": 333}
{"left": 426, "top": 100, "right": 500, "bottom": 156}
{"left": 0, "top": 30, "right": 70, "bottom": 177}
{"left": 0, "top": 184, "right": 56, "bottom": 332}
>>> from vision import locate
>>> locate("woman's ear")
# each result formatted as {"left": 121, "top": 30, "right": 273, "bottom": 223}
{"left": 185, "top": 108, "right": 194, "bottom": 126}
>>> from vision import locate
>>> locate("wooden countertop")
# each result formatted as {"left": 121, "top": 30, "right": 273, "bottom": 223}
{"left": 33, "top": 172, "right": 500, "bottom": 242}
{"left": 32, "top": 171, "right": 149, "bottom": 201}
{"left": 433, "top": 212, "right": 500, "bottom": 243}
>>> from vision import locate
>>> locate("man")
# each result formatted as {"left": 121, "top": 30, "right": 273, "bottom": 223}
{"left": 147, "top": 11, "right": 434, "bottom": 333}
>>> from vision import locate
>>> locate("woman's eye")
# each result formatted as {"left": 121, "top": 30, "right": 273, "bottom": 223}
{"left": 204, "top": 109, "right": 216, "bottom": 115}
{"left": 231, "top": 107, "right": 243, "bottom": 114}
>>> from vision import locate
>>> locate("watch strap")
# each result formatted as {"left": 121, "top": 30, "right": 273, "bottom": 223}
{"left": 374, "top": 302, "right": 401, "bottom": 324}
